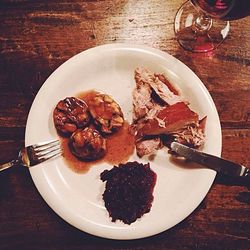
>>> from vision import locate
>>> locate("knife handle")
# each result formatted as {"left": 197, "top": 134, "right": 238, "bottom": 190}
{"left": 171, "top": 142, "right": 250, "bottom": 180}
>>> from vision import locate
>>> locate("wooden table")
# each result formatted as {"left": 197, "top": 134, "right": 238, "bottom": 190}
{"left": 0, "top": 1, "right": 249, "bottom": 249}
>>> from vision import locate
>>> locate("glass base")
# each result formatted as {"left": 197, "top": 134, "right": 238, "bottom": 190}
{"left": 174, "top": 1, "right": 230, "bottom": 53}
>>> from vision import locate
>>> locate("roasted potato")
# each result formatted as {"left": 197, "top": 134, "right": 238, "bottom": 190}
{"left": 53, "top": 97, "right": 90, "bottom": 136}
{"left": 88, "top": 94, "right": 124, "bottom": 134}
{"left": 69, "top": 127, "right": 106, "bottom": 160}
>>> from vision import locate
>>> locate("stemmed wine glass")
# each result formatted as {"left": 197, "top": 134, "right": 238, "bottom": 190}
{"left": 174, "top": 0, "right": 250, "bottom": 52}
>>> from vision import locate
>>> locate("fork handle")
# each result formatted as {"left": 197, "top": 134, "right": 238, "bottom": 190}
{"left": 0, "top": 160, "right": 19, "bottom": 172}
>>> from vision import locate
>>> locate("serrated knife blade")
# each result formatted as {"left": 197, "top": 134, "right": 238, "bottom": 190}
{"left": 170, "top": 142, "right": 250, "bottom": 179}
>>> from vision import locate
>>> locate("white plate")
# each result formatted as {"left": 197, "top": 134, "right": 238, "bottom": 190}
{"left": 25, "top": 44, "right": 221, "bottom": 240}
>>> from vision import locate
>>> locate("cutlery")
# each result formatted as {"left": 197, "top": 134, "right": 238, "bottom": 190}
{"left": 170, "top": 141, "right": 250, "bottom": 179}
{"left": 0, "top": 139, "right": 61, "bottom": 172}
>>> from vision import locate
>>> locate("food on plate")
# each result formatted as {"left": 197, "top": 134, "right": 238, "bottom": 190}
{"left": 169, "top": 116, "right": 206, "bottom": 148}
{"left": 54, "top": 66, "right": 205, "bottom": 169}
{"left": 54, "top": 92, "right": 127, "bottom": 166}
{"left": 69, "top": 127, "right": 106, "bottom": 160}
{"left": 53, "top": 97, "right": 90, "bottom": 135}
{"left": 135, "top": 136, "right": 163, "bottom": 158}
{"left": 100, "top": 161, "right": 157, "bottom": 224}
{"left": 131, "top": 67, "right": 206, "bottom": 157}
{"left": 88, "top": 93, "right": 124, "bottom": 134}
{"left": 135, "top": 102, "right": 199, "bottom": 137}
{"left": 132, "top": 67, "right": 183, "bottom": 120}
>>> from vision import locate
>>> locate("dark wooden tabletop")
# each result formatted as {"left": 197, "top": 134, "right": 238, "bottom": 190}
{"left": 0, "top": 0, "right": 249, "bottom": 249}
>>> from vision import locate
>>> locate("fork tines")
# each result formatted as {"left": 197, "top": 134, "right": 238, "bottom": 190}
{"left": 33, "top": 139, "right": 60, "bottom": 149}
{"left": 31, "top": 139, "right": 62, "bottom": 163}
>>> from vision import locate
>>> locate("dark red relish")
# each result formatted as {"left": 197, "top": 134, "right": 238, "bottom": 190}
{"left": 100, "top": 161, "right": 157, "bottom": 224}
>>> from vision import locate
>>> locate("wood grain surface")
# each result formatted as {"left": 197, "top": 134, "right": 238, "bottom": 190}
{"left": 0, "top": 0, "right": 249, "bottom": 249}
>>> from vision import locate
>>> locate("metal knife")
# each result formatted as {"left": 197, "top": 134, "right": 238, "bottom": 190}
{"left": 170, "top": 141, "right": 250, "bottom": 179}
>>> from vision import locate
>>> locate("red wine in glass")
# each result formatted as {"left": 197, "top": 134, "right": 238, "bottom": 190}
{"left": 191, "top": 0, "right": 250, "bottom": 20}
{"left": 174, "top": 0, "right": 250, "bottom": 52}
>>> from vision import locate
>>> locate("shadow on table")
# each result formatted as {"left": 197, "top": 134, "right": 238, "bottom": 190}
{"left": 169, "top": 155, "right": 250, "bottom": 205}
{"left": 215, "top": 174, "right": 250, "bottom": 204}
{"left": 215, "top": 173, "right": 250, "bottom": 187}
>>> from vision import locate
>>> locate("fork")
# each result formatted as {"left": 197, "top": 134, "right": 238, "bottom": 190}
{"left": 0, "top": 139, "right": 62, "bottom": 172}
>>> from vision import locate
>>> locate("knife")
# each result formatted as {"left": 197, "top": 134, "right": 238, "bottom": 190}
{"left": 170, "top": 141, "right": 250, "bottom": 179}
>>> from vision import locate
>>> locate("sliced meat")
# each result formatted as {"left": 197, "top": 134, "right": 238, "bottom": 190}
{"left": 131, "top": 104, "right": 164, "bottom": 136}
{"left": 132, "top": 67, "right": 206, "bottom": 156}
{"left": 155, "top": 73, "right": 179, "bottom": 95}
{"left": 134, "top": 67, "right": 183, "bottom": 106}
{"left": 135, "top": 137, "right": 162, "bottom": 157}
{"left": 136, "top": 102, "right": 199, "bottom": 137}
{"left": 133, "top": 69, "right": 154, "bottom": 120}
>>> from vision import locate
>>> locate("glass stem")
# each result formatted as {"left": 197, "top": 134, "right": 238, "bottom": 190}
{"left": 193, "top": 14, "right": 213, "bottom": 34}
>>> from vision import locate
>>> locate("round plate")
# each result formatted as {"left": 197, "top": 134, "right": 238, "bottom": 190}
{"left": 25, "top": 44, "right": 221, "bottom": 240}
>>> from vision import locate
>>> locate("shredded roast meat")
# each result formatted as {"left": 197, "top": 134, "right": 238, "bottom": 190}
{"left": 131, "top": 67, "right": 206, "bottom": 157}
{"left": 135, "top": 137, "right": 163, "bottom": 158}
{"left": 171, "top": 117, "right": 207, "bottom": 148}
{"left": 133, "top": 69, "right": 155, "bottom": 120}
{"left": 134, "top": 67, "right": 183, "bottom": 107}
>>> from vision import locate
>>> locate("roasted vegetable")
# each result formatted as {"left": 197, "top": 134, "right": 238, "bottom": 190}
{"left": 69, "top": 127, "right": 106, "bottom": 160}
{"left": 53, "top": 97, "right": 90, "bottom": 136}
{"left": 88, "top": 94, "right": 124, "bottom": 134}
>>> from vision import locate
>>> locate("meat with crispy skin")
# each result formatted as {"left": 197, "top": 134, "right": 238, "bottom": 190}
{"left": 136, "top": 102, "right": 199, "bottom": 137}
{"left": 131, "top": 67, "right": 206, "bottom": 157}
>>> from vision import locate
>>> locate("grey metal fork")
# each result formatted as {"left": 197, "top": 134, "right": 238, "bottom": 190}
{"left": 0, "top": 139, "right": 62, "bottom": 172}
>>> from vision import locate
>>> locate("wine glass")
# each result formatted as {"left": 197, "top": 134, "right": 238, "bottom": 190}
{"left": 174, "top": 0, "right": 250, "bottom": 52}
